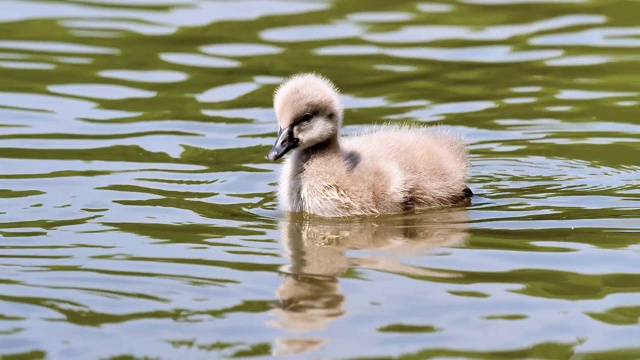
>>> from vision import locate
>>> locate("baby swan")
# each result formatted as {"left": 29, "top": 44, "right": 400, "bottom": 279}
{"left": 267, "top": 73, "right": 472, "bottom": 217}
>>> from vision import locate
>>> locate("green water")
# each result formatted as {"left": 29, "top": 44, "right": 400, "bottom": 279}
{"left": 1, "top": 0, "right": 639, "bottom": 358}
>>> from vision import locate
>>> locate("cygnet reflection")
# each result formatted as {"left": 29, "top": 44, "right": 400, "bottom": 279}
{"left": 269, "top": 208, "right": 469, "bottom": 355}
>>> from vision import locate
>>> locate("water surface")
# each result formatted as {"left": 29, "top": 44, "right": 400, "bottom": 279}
{"left": 1, "top": 0, "right": 639, "bottom": 358}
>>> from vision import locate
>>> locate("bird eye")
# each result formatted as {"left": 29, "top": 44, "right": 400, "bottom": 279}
{"left": 299, "top": 113, "right": 312, "bottom": 122}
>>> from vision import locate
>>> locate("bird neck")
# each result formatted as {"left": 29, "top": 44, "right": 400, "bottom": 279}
{"left": 300, "top": 135, "right": 340, "bottom": 161}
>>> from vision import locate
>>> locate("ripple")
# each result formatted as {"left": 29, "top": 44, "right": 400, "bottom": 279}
{"left": 545, "top": 55, "right": 611, "bottom": 66}
{"left": 391, "top": 46, "right": 562, "bottom": 62}
{"left": 0, "top": 0, "right": 123, "bottom": 23}
{"left": 347, "top": 12, "right": 415, "bottom": 23}
{"left": 417, "top": 3, "right": 455, "bottom": 13}
{"left": 530, "top": 27, "right": 640, "bottom": 47}
{"left": 202, "top": 108, "right": 274, "bottom": 122}
{"left": 157, "top": 1, "right": 330, "bottom": 26}
{"left": 556, "top": 89, "right": 636, "bottom": 100}
{"left": 503, "top": 97, "right": 536, "bottom": 104}
{"left": 0, "top": 93, "right": 141, "bottom": 120}
{"left": 0, "top": 189, "right": 44, "bottom": 198}
{"left": 497, "top": 119, "right": 640, "bottom": 134}
{"left": 61, "top": 20, "right": 176, "bottom": 36}
{"left": 0, "top": 52, "right": 28, "bottom": 59}
{"left": 0, "top": 61, "right": 55, "bottom": 70}
{"left": 317, "top": 45, "right": 563, "bottom": 63}
{"left": 55, "top": 56, "right": 93, "bottom": 64}
{"left": 70, "top": 29, "right": 122, "bottom": 38}
{"left": 342, "top": 95, "right": 388, "bottom": 109}
{"left": 200, "top": 43, "right": 283, "bottom": 57}
{"left": 373, "top": 64, "right": 417, "bottom": 72}
{"left": 363, "top": 15, "right": 605, "bottom": 43}
{"left": 0, "top": 52, "right": 91, "bottom": 66}
{"left": 159, "top": 52, "right": 240, "bottom": 68}
{"left": 546, "top": 105, "right": 572, "bottom": 112}
{"left": 48, "top": 84, "right": 156, "bottom": 100}
{"left": 0, "top": 40, "right": 118, "bottom": 54}
{"left": 196, "top": 83, "right": 260, "bottom": 103}
{"left": 1, "top": 0, "right": 329, "bottom": 28}
{"left": 511, "top": 86, "right": 543, "bottom": 93}
{"left": 315, "top": 45, "right": 378, "bottom": 56}
{"left": 261, "top": 23, "right": 363, "bottom": 42}
{"left": 392, "top": 101, "right": 496, "bottom": 121}
{"left": 0, "top": 159, "right": 199, "bottom": 178}
{"left": 253, "top": 75, "right": 283, "bottom": 84}
{"left": 98, "top": 70, "right": 189, "bottom": 83}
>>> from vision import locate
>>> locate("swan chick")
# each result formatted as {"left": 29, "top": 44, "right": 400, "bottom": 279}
{"left": 267, "top": 73, "right": 472, "bottom": 217}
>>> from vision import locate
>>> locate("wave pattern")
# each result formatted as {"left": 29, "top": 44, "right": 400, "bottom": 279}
{"left": 0, "top": 0, "right": 639, "bottom": 358}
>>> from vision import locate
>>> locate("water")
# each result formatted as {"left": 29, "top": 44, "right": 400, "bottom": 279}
{"left": 1, "top": 0, "right": 639, "bottom": 358}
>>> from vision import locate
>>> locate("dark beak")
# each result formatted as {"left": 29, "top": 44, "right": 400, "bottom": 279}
{"left": 267, "top": 125, "right": 299, "bottom": 161}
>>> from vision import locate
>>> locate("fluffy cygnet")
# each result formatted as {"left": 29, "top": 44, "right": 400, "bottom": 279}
{"left": 267, "top": 73, "right": 472, "bottom": 217}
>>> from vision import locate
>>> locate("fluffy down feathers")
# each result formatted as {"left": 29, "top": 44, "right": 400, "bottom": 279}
{"left": 269, "top": 74, "right": 472, "bottom": 217}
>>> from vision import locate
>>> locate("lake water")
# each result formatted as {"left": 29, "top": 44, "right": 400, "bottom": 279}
{"left": 1, "top": 0, "right": 639, "bottom": 358}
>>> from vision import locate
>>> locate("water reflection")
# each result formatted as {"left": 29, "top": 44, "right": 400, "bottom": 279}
{"left": 271, "top": 209, "right": 469, "bottom": 355}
